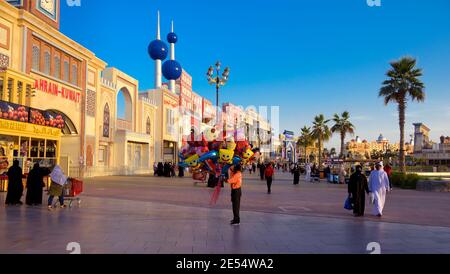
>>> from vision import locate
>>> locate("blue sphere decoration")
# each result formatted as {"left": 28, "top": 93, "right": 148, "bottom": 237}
{"left": 148, "top": 40, "right": 168, "bottom": 60}
{"left": 167, "top": 32, "right": 178, "bottom": 44}
{"left": 162, "top": 60, "right": 182, "bottom": 80}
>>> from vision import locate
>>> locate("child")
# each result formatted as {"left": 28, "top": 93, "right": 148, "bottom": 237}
{"left": 227, "top": 164, "right": 242, "bottom": 225}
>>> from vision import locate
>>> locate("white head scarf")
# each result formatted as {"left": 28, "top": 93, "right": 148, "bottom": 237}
{"left": 50, "top": 165, "right": 68, "bottom": 186}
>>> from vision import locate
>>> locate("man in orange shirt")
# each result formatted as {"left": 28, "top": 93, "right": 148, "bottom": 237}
{"left": 265, "top": 163, "right": 275, "bottom": 194}
{"left": 227, "top": 164, "right": 243, "bottom": 225}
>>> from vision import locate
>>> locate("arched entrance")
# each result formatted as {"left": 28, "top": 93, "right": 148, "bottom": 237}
{"left": 116, "top": 87, "right": 133, "bottom": 131}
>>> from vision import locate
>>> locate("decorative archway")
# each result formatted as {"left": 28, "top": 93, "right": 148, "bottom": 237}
{"left": 116, "top": 87, "right": 133, "bottom": 122}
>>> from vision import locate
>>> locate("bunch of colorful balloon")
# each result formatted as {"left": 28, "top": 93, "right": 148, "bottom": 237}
{"left": 178, "top": 127, "right": 260, "bottom": 203}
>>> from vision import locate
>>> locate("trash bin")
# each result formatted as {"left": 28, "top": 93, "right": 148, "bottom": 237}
{"left": 433, "top": 166, "right": 438, "bottom": 173}
{"left": 320, "top": 171, "right": 325, "bottom": 179}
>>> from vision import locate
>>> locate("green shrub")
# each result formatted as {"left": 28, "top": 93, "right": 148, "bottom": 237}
{"left": 390, "top": 172, "right": 406, "bottom": 187}
{"left": 403, "top": 173, "right": 420, "bottom": 189}
{"left": 390, "top": 172, "right": 419, "bottom": 189}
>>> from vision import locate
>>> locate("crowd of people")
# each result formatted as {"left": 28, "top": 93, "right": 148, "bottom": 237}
{"left": 4, "top": 161, "right": 71, "bottom": 210}
{"left": 3, "top": 156, "right": 393, "bottom": 224}
{"left": 153, "top": 162, "right": 184, "bottom": 178}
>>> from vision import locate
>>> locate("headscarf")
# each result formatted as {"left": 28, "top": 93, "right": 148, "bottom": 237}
{"left": 50, "top": 165, "right": 68, "bottom": 186}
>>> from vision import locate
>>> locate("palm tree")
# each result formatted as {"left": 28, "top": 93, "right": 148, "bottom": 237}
{"left": 331, "top": 111, "right": 355, "bottom": 159}
{"left": 311, "top": 114, "right": 332, "bottom": 168}
{"left": 380, "top": 57, "right": 425, "bottom": 173}
{"left": 297, "top": 126, "right": 315, "bottom": 163}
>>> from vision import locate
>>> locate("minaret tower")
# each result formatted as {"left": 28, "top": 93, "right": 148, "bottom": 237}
{"left": 167, "top": 21, "right": 178, "bottom": 93}
{"left": 162, "top": 20, "right": 182, "bottom": 93}
{"left": 148, "top": 11, "right": 168, "bottom": 89}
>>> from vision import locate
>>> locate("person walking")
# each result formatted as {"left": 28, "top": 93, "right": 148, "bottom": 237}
{"left": 339, "top": 165, "right": 347, "bottom": 184}
{"left": 265, "top": 163, "right": 275, "bottom": 194}
{"left": 305, "top": 163, "right": 312, "bottom": 182}
{"left": 153, "top": 162, "right": 158, "bottom": 176}
{"left": 157, "top": 162, "right": 164, "bottom": 177}
{"left": 170, "top": 163, "right": 176, "bottom": 177}
{"left": 25, "top": 163, "right": 51, "bottom": 206}
{"left": 348, "top": 165, "right": 370, "bottom": 217}
{"left": 178, "top": 165, "right": 185, "bottom": 178}
{"left": 293, "top": 164, "right": 300, "bottom": 185}
{"left": 252, "top": 163, "right": 256, "bottom": 174}
{"left": 384, "top": 163, "right": 393, "bottom": 191}
{"left": 226, "top": 164, "right": 243, "bottom": 226}
{"left": 5, "top": 160, "right": 23, "bottom": 206}
{"left": 369, "top": 162, "right": 391, "bottom": 217}
{"left": 47, "top": 165, "right": 70, "bottom": 210}
{"left": 259, "top": 162, "right": 266, "bottom": 181}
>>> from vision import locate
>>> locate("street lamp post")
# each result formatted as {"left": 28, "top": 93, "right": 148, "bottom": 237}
{"left": 207, "top": 61, "right": 230, "bottom": 125}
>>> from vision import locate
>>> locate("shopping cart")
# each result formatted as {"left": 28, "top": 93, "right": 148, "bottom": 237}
{"left": 63, "top": 178, "right": 83, "bottom": 208}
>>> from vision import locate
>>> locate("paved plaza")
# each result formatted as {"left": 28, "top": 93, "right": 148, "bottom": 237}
{"left": 1, "top": 171, "right": 450, "bottom": 254}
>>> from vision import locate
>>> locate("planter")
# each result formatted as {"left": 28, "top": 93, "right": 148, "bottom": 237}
{"left": 416, "top": 180, "right": 450, "bottom": 192}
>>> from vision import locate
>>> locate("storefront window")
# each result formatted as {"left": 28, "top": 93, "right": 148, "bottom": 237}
{"left": 44, "top": 51, "right": 51, "bottom": 75}
{"left": 39, "top": 140, "right": 45, "bottom": 158}
{"left": 103, "top": 104, "right": 110, "bottom": 138}
{"left": 7, "top": 78, "right": 13, "bottom": 102}
{"left": 63, "top": 61, "right": 69, "bottom": 82}
{"left": 71, "top": 64, "right": 78, "bottom": 86}
{"left": 32, "top": 46, "right": 40, "bottom": 71}
{"left": 46, "top": 140, "right": 57, "bottom": 158}
{"left": 17, "top": 81, "right": 23, "bottom": 103}
{"left": 53, "top": 56, "right": 61, "bottom": 79}
{"left": 20, "top": 139, "right": 29, "bottom": 157}
{"left": 30, "top": 140, "right": 39, "bottom": 158}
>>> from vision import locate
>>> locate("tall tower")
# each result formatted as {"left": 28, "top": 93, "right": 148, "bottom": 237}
{"left": 162, "top": 20, "right": 182, "bottom": 93}
{"left": 148, "top": 11, "right": 168, "bottom": 89}
{"left": 167, "top": 21, "right": 178, "bottom": 93}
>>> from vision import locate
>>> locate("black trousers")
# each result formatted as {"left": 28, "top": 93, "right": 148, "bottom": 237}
{"left": 231, "top": 188, "right": 242, "bottom": 222}
{"left": 266, "top": 177, "right": 273, "bottom": 193}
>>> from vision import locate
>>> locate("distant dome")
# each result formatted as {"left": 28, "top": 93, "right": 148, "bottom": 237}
{"left": 167, "top": 32, "right": 178, "bottom": 44}
{"left": 148, "top": 40, "right": 168, "bottom": 60}
{"left": 378, "top": 134, "right": 387, "bottom": 142}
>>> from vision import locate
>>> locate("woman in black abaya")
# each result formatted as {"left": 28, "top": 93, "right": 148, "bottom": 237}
{"left": 26, "top": 163, "right": 51, "bottom": 206}
{"left": 5, "top": 160, "right": 24, "bottom": 206}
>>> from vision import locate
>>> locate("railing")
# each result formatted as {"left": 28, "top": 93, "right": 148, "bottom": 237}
{"left": 116, "top": 119, "right": 132, "bottom": 131}
{"left": 140, "top": 96, "right": 157, "bottom": 106}
{"left": 101, "top": 78, "right": 117, "bottom": 90}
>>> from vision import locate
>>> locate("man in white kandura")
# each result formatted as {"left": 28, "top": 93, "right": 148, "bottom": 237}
{"left": 305, "top": 163, "right": 312, "bottom": 182}
{"left": 368, "top": 162, "right": 391, "bottom": 217}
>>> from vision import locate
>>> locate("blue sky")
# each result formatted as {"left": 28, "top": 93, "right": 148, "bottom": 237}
{"left": 60, "top": 0, "right": 450, "bottom": 149}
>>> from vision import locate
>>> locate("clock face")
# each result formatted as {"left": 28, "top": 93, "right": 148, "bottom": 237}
{"left": 39, "top": 0, "right": 56, "bottom": 16}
